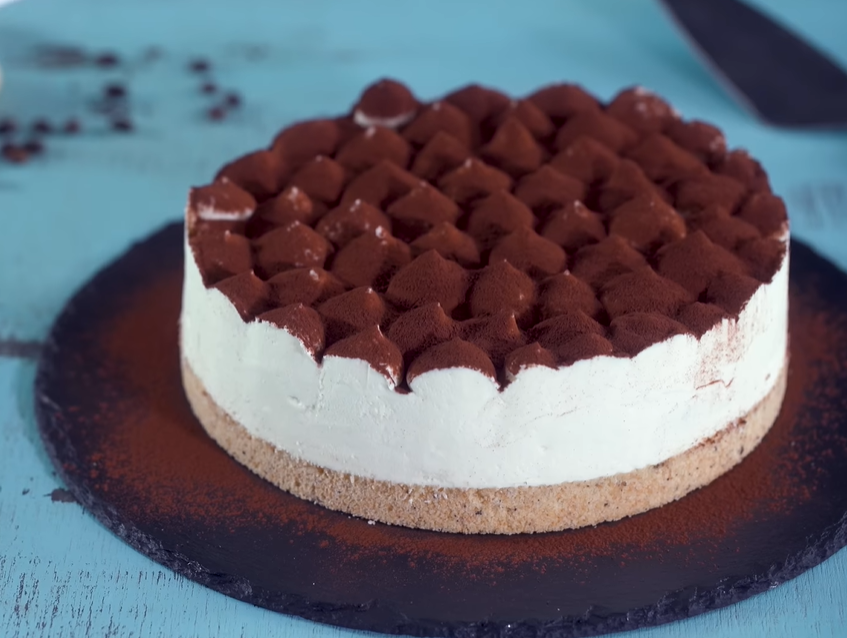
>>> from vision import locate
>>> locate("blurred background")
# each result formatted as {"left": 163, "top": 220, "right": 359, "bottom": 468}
{"left": 1, "top": 0, "right": 845, "bottom": 342}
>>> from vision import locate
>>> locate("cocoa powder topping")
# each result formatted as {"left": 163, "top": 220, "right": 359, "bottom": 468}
{"left": 410, "top": 223, "right": 480, "bottom": 267}
{"left": 188, "top": 180, "right": 256, "bottom": 224}
{"left": 318, "top": 287, "right": 387, "bottom": 343}
{"left": 247, "top": 186, "right": 317, "bottom": 238}
{"left": 289, "top": 155, "right": 346, "bottom": 204}
{"left": 353, "top": 79, "right": 418, "bottom": 129}
{"left": 315, "top": 199, "right": 391, "bottom": 248}
{"left": 514, "top": 165, "right": 586, "bottom": 217}
{"left": 469, "top": 260, "right": 536, "bottom": 323}
{"left": 386, "top": 183, "right": 461, "bottom": 241}
{"left": 527, "top": 83, "right": 600, "bottom": 122}
{"left": 192, "top": 230, "right": 252, "bottom": 286}
{"left": 491, "top": 100, "right": 555, "bottom": 140}
{"left": 539, "top": 272, "right": 602, "bottom": 320}
{"left": 459, "top": 312, "right": 526, "bottom": 368}
{"left": 215, "top": 149, "right": 286, "bottom": 201}
{"left": 443, "top": 84, "right": 510, "bottom": 124}
{"left": 606, "top": 87, "right": 678, "bottom": 134}
{"left": 504, "top": 342, "right": 557, "bottom": 377}
{"left": 489, "top": 227, "right": 567, "bottom": 278}
{"left": 214, "top": 271, "right": 270, "bottom": 320}
{"left": 608, "top": 193, "right": 686, "bottom": 253}
{"left": 555, "top": 109, "right": 637, "bottom": 153}
{"left": 325, "top": 325, "right": 404, "bottom": 385}
{"left": 272, "top": 119, "right": 342, "bottom": 169}
{"left": 549, "top": 136, "right": 620, "bottom": 184}
{"left": 253, "top": 222, "right": 332, "bottom": 278}
{"left": 188, "top": 78, "right": 788, "bottom": 388}
{"left": 480, "top": 118, "right": 544, "bottom": 177}
{"left": 410, "top": 131, "right": 471, "bottom": 181}
{"left": 403, "top": 102, "right": 474, "bottom": 149}
{"left": 258, "top": 304, "right": 325, "bottom": 357}
{"left": 540, "top": 201, "right": 607, "bottom": 254}
{"left": 610, "top": 313, "right": 688, "bottom": 356}
{"left": 266, "top": 268, "right": 345, "bottom": 308}
{"left": 385, "top": 250, "right": 470, "bottom": 313}
{"left": 407, "top": 339, "right": 496, "bottom": 383}
{"left": 665, "top": 119, "right": 726, "bottom": 163}
{"left": 438, "top": 158, "right": 513, "bottom": 206}
{"left": 386, "top": 303, "right": 456, "bottom": 360}
{"left": 335, "top": 126, "right": 411, "bottom": 173}
{"left": 340, "top": 159, "right": 419, "bottom": 208}
{"left": 330, "top": 228, "right": 411, "bottom": 290}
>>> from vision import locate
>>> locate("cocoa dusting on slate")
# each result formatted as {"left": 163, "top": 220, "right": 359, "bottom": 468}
{"left": 185, "top": 78, "right": 788, "bottom": 388}
{"left": 94, "top": 261, "right": 846, "bottom": 572}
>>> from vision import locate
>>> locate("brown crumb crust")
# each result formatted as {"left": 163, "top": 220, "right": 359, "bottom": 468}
{"left": 182, "top": 357, "right": 787, "bottom": 534}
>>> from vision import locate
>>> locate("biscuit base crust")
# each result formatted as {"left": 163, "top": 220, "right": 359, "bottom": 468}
{"left": 182, "top": 358, "right": 787, "bottom": 534}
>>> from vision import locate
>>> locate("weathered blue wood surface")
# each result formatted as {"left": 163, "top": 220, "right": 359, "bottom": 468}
{"left": 1, "top": 0, "right": 846, "bottom": 636}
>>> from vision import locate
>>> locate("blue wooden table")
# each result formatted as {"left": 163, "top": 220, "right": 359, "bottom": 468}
{"left": 2, "top": 1, "right": 846, "bottom": 636}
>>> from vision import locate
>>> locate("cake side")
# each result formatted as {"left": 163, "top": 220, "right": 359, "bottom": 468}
{"left": 181, "top": 356, "right": 788, "bottom": 534}
{"left": 180, "top": 233, "right": 788, "bottom": 487}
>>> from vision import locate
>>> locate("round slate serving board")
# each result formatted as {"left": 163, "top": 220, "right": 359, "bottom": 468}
{"left": 35, "top": 222, "right": 847, "bottom": 638}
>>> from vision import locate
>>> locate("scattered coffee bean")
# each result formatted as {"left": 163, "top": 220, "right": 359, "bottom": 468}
{"left": 207, "top": 106, "right": 227, "bottom": 121}
{"left": 31, "top": 119, "right": 53, "bottom": 134}
{"left": 94, "top": 52, "right": 120, "bottom": 68}
{"left": 111, "top": 117, "right": 134, "bottom": 132}
{"left": 34, "top": 45, "right": 88, "bottom": 69}
{"left": 0, "top": 118, "right": 16, "bottom": 136}
{"left": 189, "top": 58, "right": 210, "bottom": 73}
{"left": 23, "top": 139, "right": 45, "bottom": 155}
{"left": 4, "top": 49, "right": 250, "bottom": 161}
{"left": 104, "top": 83, "right": 127, "bottom": 99}
{"left": 1, "top": 143, "right": 29, "bottom": 163}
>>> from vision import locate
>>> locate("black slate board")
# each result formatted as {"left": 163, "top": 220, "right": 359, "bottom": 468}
{"left": 35, "top": 222, "right": 847, "bottom": 637}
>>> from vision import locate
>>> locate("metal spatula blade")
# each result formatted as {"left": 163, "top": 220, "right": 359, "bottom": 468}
{"left": 660, "top": 0, "right": 847, "bottom": 128}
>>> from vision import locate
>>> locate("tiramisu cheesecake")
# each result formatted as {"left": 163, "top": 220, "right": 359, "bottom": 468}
{"left": 180, "top": 79, "right": 789, "bottom": 534}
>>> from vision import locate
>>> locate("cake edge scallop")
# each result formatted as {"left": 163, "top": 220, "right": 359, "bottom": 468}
{"left": 181, "top": 356, "right": 787, "bottom": 535}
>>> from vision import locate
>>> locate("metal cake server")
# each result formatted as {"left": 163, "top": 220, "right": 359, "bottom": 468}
{"left": 659, "top": 0, "right": 847, "bottom": 128}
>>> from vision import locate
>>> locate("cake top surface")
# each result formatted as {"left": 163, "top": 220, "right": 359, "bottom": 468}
{"left": 186, "top": 79, "right": 788, "bottom": 389}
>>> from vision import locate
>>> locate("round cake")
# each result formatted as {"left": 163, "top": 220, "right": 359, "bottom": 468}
{"left": 180, "top": 79, "right": 789, "bottom": 534}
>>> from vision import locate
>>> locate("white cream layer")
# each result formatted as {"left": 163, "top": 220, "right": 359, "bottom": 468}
{"left": 181, "top": 237, "right": 788, "bottom": 489}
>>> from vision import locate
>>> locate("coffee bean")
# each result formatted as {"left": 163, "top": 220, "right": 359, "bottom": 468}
{"left": 63, "top": 119, "right": 81, "bottom": 134}
{"left": 111, "top": 117, "right": 134, "bottom": 132}
{"left": 207, "top": 106, "right": 226, "bottom": 121}
{"left": 104, "top": 83, "right": 127, "bottom": 99}
{"left": 1, "top": 143, "right": 29, "bottom": 163}
{"left": 189, "top": 58, "right": 211, "bottom": 73}
{"left": 31, "top": 119, "right": 53, "bottom": 134}
{"left": 94, "top": 52, "right": 120, "bottom": 68}
{"left": 224, "top": 92, "right": 242, "bottom": 108}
